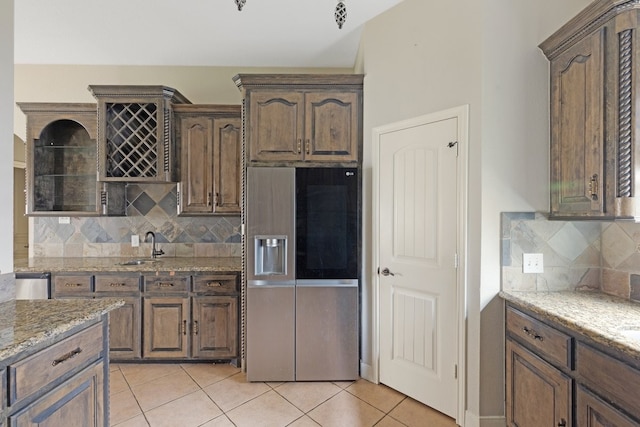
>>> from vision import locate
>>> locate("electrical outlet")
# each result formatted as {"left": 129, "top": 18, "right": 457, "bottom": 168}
{"left": 523, "top": 253, "right": 544, "bottom": 273}
{"left": 58, "top": 217, "right": 70, "bottom": 224}
{"left": 131, "top": 235, "right": 140, "bottom": 247}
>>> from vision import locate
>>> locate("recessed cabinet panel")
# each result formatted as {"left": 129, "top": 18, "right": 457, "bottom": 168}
{"left": 213, "top": 118, "right": 242, "bottom": 213}
{"left": 549, "top": 29, "right": 605, "bottom": 218}
{"left": 305, "top": 92, "right": 358, "bottom": 162}
{"left": 249, "top": 92, "right": 304, "bottom": 162}
{"left": 576, "top": 384, "right": 639, "bottom": 427}
{"left": 181, "top": 117, "right": 214, "bottom": 213}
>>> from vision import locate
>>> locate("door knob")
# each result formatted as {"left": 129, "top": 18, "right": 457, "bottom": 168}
{"left": 380, "top": 268, "right": 395, "bottom": 276}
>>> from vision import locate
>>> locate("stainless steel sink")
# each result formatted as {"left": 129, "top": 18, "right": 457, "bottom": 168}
{"left": 619, "top": 328, "right": 640, "bottom": 342}
{"left": 118, "top": 259, "right": 159, "bottom": 266}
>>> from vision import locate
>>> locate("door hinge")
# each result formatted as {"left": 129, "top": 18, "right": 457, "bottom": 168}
{"left": 454, "top": 253, "right": 459, "bottom": 269}
{"left": 454, "top": 364, "right": 458, "bottom": 379}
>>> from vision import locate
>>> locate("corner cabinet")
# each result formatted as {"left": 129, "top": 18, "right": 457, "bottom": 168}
{"left": 540, "top": 2, "right": 640, "bottom": 220}
{"left": 233, "top": 74, "right": 363, "bottom": 165}
{"left": 505, "top": 303, "right": 640, "bottom": 426}
{"left": 174, "top": 105, "right": 242, "bottom": 215}
{"left": 88, "top": 85, "right": 191, "bottom": 183}
{"left": 17, "top": 103, "right": 125, "bottom": 216}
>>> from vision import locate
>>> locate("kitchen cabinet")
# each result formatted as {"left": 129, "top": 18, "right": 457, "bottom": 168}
{"left": 4, "top": 319, "right": 109, "bottom": 427}
{"left": 17, "top": 103, "right": 125, "bottom": 216}
{"left": 505, "top": 302, "right": 640, "bottom": 426}
{"left": 233, "top": 74, "right": 363, "bottom": 165}
{"left": 94, "top": 274, "right": 142, "bottom": 360}
{"left": 174, "top": 105, "right": 242, "bottom": 215}
{"left": 143, "top": 273, "right": 239, "bottom": 360}
{"left": 88, "top": 85, "right": 190, "bottom": 183}
{"left": 540, "top": 2, "right": 640, "bottom": 219}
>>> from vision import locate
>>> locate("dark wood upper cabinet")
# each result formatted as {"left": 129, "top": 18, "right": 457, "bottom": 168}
{"left": 89, "top": 85, "right": 191, "bottom": 183}
{"left": 541, "top": 2, "right": 640, "bottom": 219}
{"left": 233, "top": 74, "right": 363, "bottom": 165}
{"left": 174, "top": 105, "right": 241, "bottom": 215}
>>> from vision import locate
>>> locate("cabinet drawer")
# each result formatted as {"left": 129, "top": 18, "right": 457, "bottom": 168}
{"left": 53, "top": 275, "right": 92, "bottom": 295}
{"left": 144, "top": 275, "right": 189, "bottom": 293}
{"left": 506, "top": 306, "right": 572, "bottom": 369}
{"left": 576, "top": 384, "right": 639, "bottom": 426}
{"left": 193, "top": 275, "right": 237, "bottom": 294}
{"left": 95, "top": 274, "right": 140, "bottom": 293}
{"left": 577, "top": 342, "right": 640, "bottom": 419}
{"left": 8, "top": 323, "right": 104, "bottom": 406}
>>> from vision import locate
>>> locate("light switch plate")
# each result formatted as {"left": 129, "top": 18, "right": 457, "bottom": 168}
{"left": 131, "top": 235, "right": 140, "bottom": 247}
{"left": 523, "top": 253, "right": 544, "bottom": 273}
{"left": 58, "top": 217, "right": 70, "bottom": 224}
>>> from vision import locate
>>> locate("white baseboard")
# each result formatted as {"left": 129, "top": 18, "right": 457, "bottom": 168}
{"left": 360, "top": 361, "right": 376, "bottom": 383}
{"left": 480, "top": 416, "right": 506, "bottom": 427}
{"left": 464, "top": 410, "right": 479, "bottom": 427}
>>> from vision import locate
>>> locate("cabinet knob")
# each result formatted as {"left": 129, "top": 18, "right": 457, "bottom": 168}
{"left": 207, "top": 281, "right": 222, "bottom": 287}
{"left": 182, "top": 320, "right": 187, "bottom": 335}
{"left": 207, "top": 192, "right": 212, "bottom": 206}
{"left": 193, "top": 320, "right": 199, "bottom": 335}
{"left": 588, "top": 174, "right": 599, "bottom": 201}
{"left": 65, "top": 283, "right": 82, "bottom": 287}
{"left": 110, "top": 283, "right": 126, "bottom": 287}
{"left": 557, "top": 418, "right": 567, "bottom": 427}
{"left": 523, "top": 326, "right": 544, "bottom": 341}
{"left": 297, "top": 139, "right": 302, "bottom": 154}
{"left": 157, "top": 283, "right": 174, "bottom": 288}
{"left": 305, "top": 139, "right": 310, "bottom": 155}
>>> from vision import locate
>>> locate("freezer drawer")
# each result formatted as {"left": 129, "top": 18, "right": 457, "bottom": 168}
{"left": 295, "top": 280, "right": 359, "bottom": 381}
{"left": 246, "top": 282, "right": 295, "bottom": 382}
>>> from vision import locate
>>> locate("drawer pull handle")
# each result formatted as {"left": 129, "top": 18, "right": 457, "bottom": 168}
{"left": 523, "top": 326, "right": 544, "bottom": 341}
{"left": 182, "top": 320, "right": 187, "bottom": 335}
{"left": 65, "top": 283, "right": 82, "bottom": 287}
{"left": 207, "top": 282, "right": 222, "bottom": 287}
{"left": 52, "top": 347, "right": 82, "bottom": 366}
{"left": 110, "top": 283, "right": 126, "bottom": 287}
{"left": 193, "top": 320, "right": 199, "bottom": 335}
{"left": 157, "top": 283, "right": 174, "bottom": 288}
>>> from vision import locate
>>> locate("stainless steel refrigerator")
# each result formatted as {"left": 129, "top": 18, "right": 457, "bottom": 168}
{"left": 246, "top": 166, "right": 359, "bottom": 382}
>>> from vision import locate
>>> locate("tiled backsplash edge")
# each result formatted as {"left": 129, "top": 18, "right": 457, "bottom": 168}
{"left": 502, "top": 212, "right": 640, "bottom": 302}
{"left": 32, "top": 183, "right": 241, "bottom": 258}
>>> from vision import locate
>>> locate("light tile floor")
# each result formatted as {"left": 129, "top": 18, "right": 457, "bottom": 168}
{"left": 109, "top": 363, "right": 457, "bottom": 427}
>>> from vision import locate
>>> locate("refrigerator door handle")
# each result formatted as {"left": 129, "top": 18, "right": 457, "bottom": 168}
{"left": 248, "top": 280, "right": 296, "bottom": 288}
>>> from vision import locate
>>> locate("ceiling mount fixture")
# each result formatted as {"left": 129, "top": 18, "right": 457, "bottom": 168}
{"left": 335, "top": 1, "right": 347, "bottom": 29}
{"left": 233, "top": 0, "right": 347, "bottom": 29}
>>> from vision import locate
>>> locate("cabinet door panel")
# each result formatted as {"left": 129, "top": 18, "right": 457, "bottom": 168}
{"left": 213, "top": 118, "right": 241, "bottom": 214}
{"left": 506, "top": 339, "right": 571, "bottom": 427}
{"left": 550, "top": 28, "right": 605, "bottom": 217}
{"left": 108, "top": 297, "right": 141, "bottom": 360}
{"left": 192, "top": 296, "right": 237, "bottom": 359}
{"left": 305, "top": 92, "right": 358, "bottom": 162}
{"left": 143, "top": 297, "right": 189, "bottom": 359}
{"left": 180, "top": 117, "right": 214, "bottom": 214}
{"left": 248, "top": 92, "right": 304, "bottom": 162}
{"left": 9, "top": 362, "right": 104, "bottom": 427}
{"left": 577, "top": 384, "right": 639, "bottom": 427}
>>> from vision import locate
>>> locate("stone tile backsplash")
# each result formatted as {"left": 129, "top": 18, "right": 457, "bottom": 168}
{"left": 32, "top": 183, "right": 241, "bottom": 258}
{"left": 502, "top": 212, "right": 640, "bottom": 302}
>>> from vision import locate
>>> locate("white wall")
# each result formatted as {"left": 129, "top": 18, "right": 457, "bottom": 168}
{"left": 13, "top": 65, "right": 350, "bottom": 141}
{"left": 360, "top": 0, "right": 591, "bottom": 423}
{"left": 1, "top": 0, "right": 14, "bottom": 275}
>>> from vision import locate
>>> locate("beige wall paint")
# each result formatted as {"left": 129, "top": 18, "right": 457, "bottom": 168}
{"left": 13, "top": 65, "right": 351, "bottom": 140}
{"left": 361, "top": 0, "right": 592, "bottom": 422}
{"left": 1, "top": 0, "right": 14, "bottom": 276}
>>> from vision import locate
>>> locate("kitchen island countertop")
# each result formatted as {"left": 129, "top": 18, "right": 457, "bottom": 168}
{"left": 0, "top": 298, "right": 124, "bottom": 362}
{"left": 14, "top": 257, "right": 241, "bottom": 273}
{"left": 501, "top": 290, "right": 640, "bottom": 362}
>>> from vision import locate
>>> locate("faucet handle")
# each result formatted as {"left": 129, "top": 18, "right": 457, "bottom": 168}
{"left": 154, "top": 248, "right": 165, "bottom": 257}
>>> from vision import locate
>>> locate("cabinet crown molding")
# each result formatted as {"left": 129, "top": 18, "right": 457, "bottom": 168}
{"left": 540, "top": 0, "right": 640, "bottom": 59}
{"left": 232, "top": 74, "right": 364, "bottom": 90}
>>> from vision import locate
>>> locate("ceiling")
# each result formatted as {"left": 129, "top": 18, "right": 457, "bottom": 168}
{"left": 14, "top": 0, "right": 402, "bottom": 68}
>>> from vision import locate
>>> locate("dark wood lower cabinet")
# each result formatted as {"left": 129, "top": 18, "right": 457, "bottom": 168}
{"left": 9, "top": 362, "right": 104, "bottom": 427}
{"left": 506, "top": 302, "right": 640, "bottom": 427}
{"left": 108, "top": 297, "right": 141, "bottom": 360}
{"left": 143, "top": 297, "right": 190, "bottom": 359}
{"left": 576, "top": 385, "right": 638, "bottom": 427}
{"left": 506, "top": 339, "right": 571, "bottom": 427}
{"left": 192, "top": 296, "right": 238, "bottom": 359}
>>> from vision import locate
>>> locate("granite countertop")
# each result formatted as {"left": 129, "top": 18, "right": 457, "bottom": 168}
{"left": 14, "top": 257, "right": 241, "bottom": 273}
{"left": 501, "top": 290, "right": 640, "bottom": 362}
{"left": 0, "top": 298, "right": 124, "bottom": 362}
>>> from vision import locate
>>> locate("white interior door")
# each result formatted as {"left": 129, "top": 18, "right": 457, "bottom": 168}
{"left": 376, "top": 110, "right": 461, "bottom": 419}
